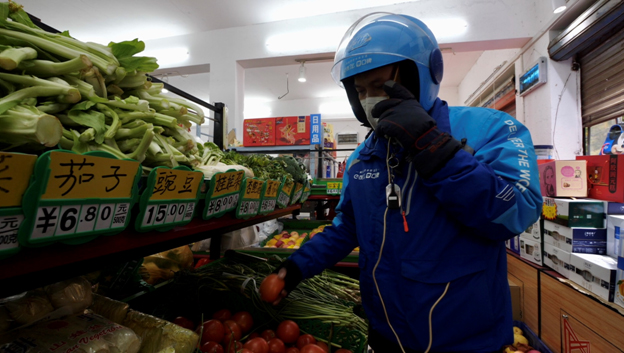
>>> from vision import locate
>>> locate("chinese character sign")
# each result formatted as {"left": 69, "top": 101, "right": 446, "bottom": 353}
{"left": 310, "top": 114, "right": 322, "bottom": 145}
{"left": 0, "top": 152, "right": 37, "bottom": 208}
{"left": 150, "top": 168, "right": 203, "bottom": 201}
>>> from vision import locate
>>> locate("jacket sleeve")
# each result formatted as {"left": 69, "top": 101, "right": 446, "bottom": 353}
{"left": 423, "top": 111, "right": 543, "bottom": 240}
{"left": 287, "top": 148, "right": 361, "bottom": 280}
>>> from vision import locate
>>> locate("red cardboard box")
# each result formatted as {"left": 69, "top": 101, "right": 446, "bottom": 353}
{"left": 243, "top": 118, "right": 275, "bottom": 147}
{"left": 577, "top": 155, "right": 624, "bottom": 202}
{"left": 275, "top": 116, "right": 310, "bottom": 145}
{"left": 538, "top": 160, "right": 587, "bottom": 197}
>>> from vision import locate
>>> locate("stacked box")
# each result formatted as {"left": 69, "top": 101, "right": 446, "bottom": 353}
{"left": 615, "top": 257, "right": 624, "bottom": 309}
{"left": 519, "top": 237, "right": 542, "bottom": 266}
{"left": 569, "top": 253, "right": 617, "bottom": 302}
{"left": 506, "top": 235, "right": 520, "bottom": 255}
{"left": 538, "top": 160, "right": 587, "bottom": 197}
{"left": 541, "top": 197, "right": 605, "bottom": 228}
{"left": 607, "top": 215, "right": 624, "bottom": 259}
{"left": 577, "top": 155, "right": 624, "bottom": 202}
{"left": 543, "top": 220, "right": 607, "bottom": 255}
{"left": 243, "top": 118, "right": 276, "bottom": 146}
{"left": 520, "top": 220, "right": 541, "bottom": 242}
{"left": 543, "top": 242, "right": 573, "bottom": 278}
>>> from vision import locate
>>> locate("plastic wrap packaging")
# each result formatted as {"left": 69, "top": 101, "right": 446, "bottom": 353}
{"left": 140, "top": 246, "right": 194, "bottom": 286}
{"left": 3, "top": 290, "right": 54, "bottom": 326}
{"left": 122, "top": 310, "right": 198, "bottom": 353}
{"left": 90, "top": 294, "right": 130, "bottom": 325}
{"left": 0, "top": 313, "right": 141, "bottom": 353}
{"left": 45, "top": 277, "right": 93, "bottom": 314}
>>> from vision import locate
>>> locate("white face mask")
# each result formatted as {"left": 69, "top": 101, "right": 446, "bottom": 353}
{"left": 360, "top": 96, "right": 388, "bottom": 129}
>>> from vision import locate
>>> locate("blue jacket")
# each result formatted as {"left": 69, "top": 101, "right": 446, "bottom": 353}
{"left": 289, "top": 99, "right": 543, "bottom": 352}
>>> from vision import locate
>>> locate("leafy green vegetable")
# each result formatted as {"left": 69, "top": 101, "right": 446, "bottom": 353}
{"left": 109, "top": 39, "right": 158, "bottom": 72}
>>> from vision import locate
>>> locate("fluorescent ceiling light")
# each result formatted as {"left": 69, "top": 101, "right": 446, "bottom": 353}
{"left": 142, "top": 47, "right": 189, "bottom": 67}
{"left": 319, "top": 101, "right": 353, "bottom": 115}
{"left": 266, "top": 27, "right": 345, "bottom": 53}
{"left": 425, "top": 19, "right": 468, "bottom": 39}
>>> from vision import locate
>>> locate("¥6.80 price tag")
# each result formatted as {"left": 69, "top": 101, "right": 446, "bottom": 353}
{"left": 277, "top": 178, "right": 294, "bottom": 209}
{"left": 135, "top": 166, "right": 203, "bottom": 232}
{"left": 18, "top": 150, "right": 142, "bottom": 247}
{"left": 236, "top": 178, "right": 265, "bottom": 219}
{"left": 204, "top": 170, "right": 245, "bottom": 220}
{"left": 258, "top": 179, "right": 280, "bottom": 215}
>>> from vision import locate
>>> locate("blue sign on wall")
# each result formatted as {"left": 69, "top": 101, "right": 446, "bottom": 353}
{"left": 310, "top": 114, "right": 322, "bottom": 145}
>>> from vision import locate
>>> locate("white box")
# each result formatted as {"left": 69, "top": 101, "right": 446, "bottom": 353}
{"left": 506, "top": 235, "right": 520, "bottom": 254}
{"left": 614, "top": 257, "right": 624, "bottom": 308}
{"left": 543, "top": 243, "right": 573, "bottom": 278}
{"left": 569, "top": 253, "right": 617, "bottom": 302}
{"left": 543, "top": 220, "right": 607, "bottom": 255}
{"left": 519, "top": 237, "right": 542, "bottom": 266}
{"left": 520, "top": 220, "right": 541, "bottom": 242}
{"left": 607, "top": 215, "right": 624, "bottom": 258}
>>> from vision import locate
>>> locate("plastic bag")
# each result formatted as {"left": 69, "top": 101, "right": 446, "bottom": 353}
{"left": 45, "top": 276, "right": 93, "bottom": 314}
{"left": 3, "top": 290, "right": 54, "bottom": 326}
{"left": 255, "top": 220, "right": 281, "bottom": 244}
{"left": 141, "top": 246, "right": 194, "bottom": 285}
{"left": 90, "top": 294, "right": 129, "bottom": 325}
{"left": 0, "top": 312, "right": 141, "bottom": 353}
{"left": 123, "top": 310, "right": 198, "bottom": 353}
{"left": 221, "top": 226, "right": 258, "bottom": 250}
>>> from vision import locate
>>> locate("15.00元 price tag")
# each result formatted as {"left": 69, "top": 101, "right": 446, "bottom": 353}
{"left": 203, "top": 170, "right": 245, "bottom": 220}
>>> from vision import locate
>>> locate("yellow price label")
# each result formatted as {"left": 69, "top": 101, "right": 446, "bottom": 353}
{"left": 265, "top": 180, "right": 280, "bottom": 198}
{"left": 244, "top": 179, "right": 264, "bottom": 199}
{"left": 0, "top": 152, "right": 37, "bottom": 208}
{"left": 327, "top": 182, "right": 342, "bottom": 190}
{"left": 150, "top": 168, "right": 203, "bottom": 201}
{"left": 42, "top": 152, "right": 139, "bottom": 200}
{"left": 282, "top": 181, "right": 294, "bottom": 195}
{"left": 295, "top": 183, "right": 303, "bottom": 193}
{"left": 212, "top": 171, "right": 245, "bottom": 197}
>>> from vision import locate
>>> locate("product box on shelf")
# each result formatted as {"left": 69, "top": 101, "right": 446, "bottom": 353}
{"left": 569, "top": 253, "right": 617, "bottom": 302}
{"left": 577, "top": 155, "right": 624, "bottom": 203}
{"left": 520, "top": 237, "right": 542, "bottom": 266}
{"left": 541, "top": 197, "right": 605, "bottom": 228}
{"left": 538, "top": 160, "right": 587, "bottom": 197}
{"left": 520, "top": 219, "right": 541, "bottom": 242}
{"left": 614, "top": 257, "right": 624, "bottom": 308}
{"left": 275, "top": 116, "right": 310, "bottom": 145}
{"left": 543, "top": 220, "right": 607, "bottom": 255}
{"left": 243, "top": 118, "right": 276, "bottom": 147}
{"left": 606, "top": 201, "right": 624, "bottom": 215}
{"left": 543, "top": 242, "right": 573, "bottom": 278}
{"left": 506, "top": 235, "right": 521, "bottom": 254}
{"left": 607, "top": 214, "right": 624, "bottom": 258}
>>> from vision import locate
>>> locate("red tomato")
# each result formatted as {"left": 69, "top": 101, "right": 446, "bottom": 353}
{"left": 173, "top": 316, "right": 195, "bottom": 330}
{"left": 241, "top": 350, "right": 254, "bottom": 353}
{"left": 260, "top": 274, "right": 285, "bottom": 302}
{"left": 334, "top": 350, "right": 352, "bottom": 353}
{"left": 267, "top": 338, "right": 286, "bottom": 353}
{"left": 232, "top": 311, "right": 254, "bottom": 333}
{"left": 225, "top": 341, "right": 242, "bottom": 353}
{"left": 261, "top": 329, "right": 276, "bottom": 341}
{"left": 276, "top": 320, "right": 300, "bottom": 344}
{"left": 202, "top": 320, "right": 225, "bottom": 344}
{"left": 315, "top": 342, "right": 328, "bottom": 353}
{"left": 295, "top": 334, "right": 316, "bottom": 349}
{"left": 300, "top": 345, "right": 325, "bottom": 353}
{"left": 222, "top": 320, "right": 242, "bottom": 343}
{"left": 213, "top": 309, "right": 232, "bottom": 322}
{"left": 285, "top": 348, "right": 300, "bottom": 353}
{"left": 195, "top": 258, "right": 210, "bottom": 269}
{"left": 248, "top": 332, "right": 260, "bottom": 341}
{"left": 201, "top": 342, "right": 224, "bottom": 353}
{"left": 243, "top": 337, "right": 269, "bottom": 353}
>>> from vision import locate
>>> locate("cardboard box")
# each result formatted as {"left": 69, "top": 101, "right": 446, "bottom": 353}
{"left": 542, "top": 197, "right": 605, "bottom": 228}
{"left": 606, "top": 201, "right": 624, "bottom": 215}
{"left": 508, "top": 278, "right": 522, "bottom": 321}
{"left": 275, "top": 116, "right": 311, "bottom": 145}
{"left": 614, "top": 257, "right": 624, "bottom": 308}
{"left": 607, "top": 215, "right": 624, "bottom": 258}
{"left": 569, "top": 253, "right": 617, "bottom": 302}
{"left": 543, "top": 243, "right": 573, "bottom": 278}
{"left": 577, "top": 155, "right": 624, "bottom": 202}
{"left": 506, "top": 235, "right": 521, "bottom": 254}
{"left": 543, "top": 220, "right": 607, "bottom": 255}
{"left": 520, "top": 219, "right": 541, "bottom": 242}
{"left": 242, "top": 118, "right": 275, "bottom": 146}
{"left": 520, "top": 237, "right": 543, "bottom": 266}
{"left": 538, "top": 160, "right": 587, "bottom": 197}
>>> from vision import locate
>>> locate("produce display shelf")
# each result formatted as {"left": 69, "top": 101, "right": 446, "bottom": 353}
{"left": 0, "top": 205, "right": 301, "bottom": 298}
{"left": 306, "top": 195, "right": 341, "bottom": 201}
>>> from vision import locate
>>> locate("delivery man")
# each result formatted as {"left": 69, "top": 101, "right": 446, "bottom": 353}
{"left": 266, "top": 13, "right": 543, "bottom": 353}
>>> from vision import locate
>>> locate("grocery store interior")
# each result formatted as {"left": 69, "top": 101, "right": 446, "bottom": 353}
{"left": 1, "top": 0, "right": 624, "bottom": 352}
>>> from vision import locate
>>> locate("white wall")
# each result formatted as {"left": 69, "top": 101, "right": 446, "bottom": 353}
{"left": 439, "top": 86, "right": 460, "bottom": 106}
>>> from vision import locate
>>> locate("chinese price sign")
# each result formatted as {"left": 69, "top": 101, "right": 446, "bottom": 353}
{"left": 203, "top": 170, "right": 245, "bottom": 220}
{"left": 326, "top": 182, "right": 342, "bottom": 195}
{"left": 277, "top": 178, "right": 294, "bottom": 209}
{"left": 290, "top": 182, "right": 304, "bottom": 205}
{"left": 0, "top": 152, "right": 37, "bottom": 258}
{"left": 300, "top": 181, "right": 311, "bottom": 203}
{"left": 236, "top": 178, "right": 265, "bottom": 219}
{"left": 258, "top": 179, "right": 280, "bottom": 215}
{"left": 18, "top": 150, "right": 141, "bottom": 247}
{"left": 136, "top": 166, "right": 203, "bottom": 232}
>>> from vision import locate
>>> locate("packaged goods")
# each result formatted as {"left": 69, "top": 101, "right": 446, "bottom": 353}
{"left": 275, "top": 116, "right": 310, "bottom": 145}
{"left": 543, "top": 243, "right": 573, "bottom": 278}
{"left": 520, "top": 220, "right": 541, "bottom": 242}
{"left": 243, "top": 118, "right": 276, "bottom": 147}
{"left": 3, "top": 290, "right": 54, "bottom": 326}
{"left": 519, "top": 237, "right": 542, "bottom": 266}
{"left": 578, "top": 155, "right": 624, "bottom": 202}
{"left": 538, "top": 160, "right": 587, "bottom": 197}
{"left": 615, "top": 257, "right": 624, "bottom": 308}
{"left": 506, "top": 235, "right": 520, "bottom": 254}
{"left": 123, "top": 310, "right": 198, "bottom": 353}
{"left": 44, "top": 276, "right": 93, "bottom": 314}
{"left": 542, "top": 197, "right": 605, "bottom": 228}
{"left": 90, "top": 294, "right": 130, "bottom": 325}
{"left": 569, "top": 253, "right": 617, "bottom": 302}
{"left": 543, "top": 220, "right": 607, "bottom": 254}
{"left": 607, "top": 215, "right": 624, "bottom": 258}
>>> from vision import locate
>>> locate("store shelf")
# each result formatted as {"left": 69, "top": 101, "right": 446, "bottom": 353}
{"left": 0, "top": 205, "right": 300, "bottom": 298}
{"left": 306, "top": 195, "right": 341, "bottom": 201}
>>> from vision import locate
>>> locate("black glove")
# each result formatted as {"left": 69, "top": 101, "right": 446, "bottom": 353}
{"left": 273, "top": 259, "right": 303, "bottom": 295}
{"left": 373, "top": 81, "right": 463, "bottom": 179}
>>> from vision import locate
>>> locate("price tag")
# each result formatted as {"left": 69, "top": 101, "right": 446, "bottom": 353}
{"left": 135, "top": 166, "right": 203, "bottom": 232}
{"left": 277, "top": 178, "right": 294, "bottom": 209}
{"left": 258, "top": 179, "right": 280, "bottom": 215}
{"left": 327, "top": 182, "right": 343, "bottom": 195}
{"left": 300, "top": 181, "right": 312, "bottom": 203}
{"left": 18, "top": 150, "right": 142, "bottom": 247}
{"left": 203, "top": 170, "right": 245, "bottom": 220}
{"left": 290, "top": 182, "right": 304, "bottom": 205}
{"left": 236, "top": 178, "right": 265, "bottom": 219}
